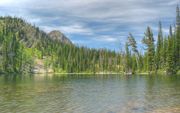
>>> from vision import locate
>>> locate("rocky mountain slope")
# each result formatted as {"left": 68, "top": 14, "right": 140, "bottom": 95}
{"left": 0, "top": 17, "right": 72, "bottom": 48}
{"left": 48, "top": 30, "right": 72, "bottom": 45}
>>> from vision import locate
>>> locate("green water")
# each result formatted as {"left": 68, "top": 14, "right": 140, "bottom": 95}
{"left": 0, "top": 74, "right": 179, "bottom": 113}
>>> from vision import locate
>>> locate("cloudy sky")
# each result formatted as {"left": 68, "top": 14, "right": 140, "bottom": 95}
{"left": 0, "top": 0, "right": 179, "bottom": 51}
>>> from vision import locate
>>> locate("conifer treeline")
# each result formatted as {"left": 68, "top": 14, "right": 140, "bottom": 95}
{"left": 0, "top": 17, "right": 121, "bottom": 73}
{"left": 0, "top": 6, "right": 179, "bottom": 74}
{"left": 124, "top": 6, "right": 180, "bottom": 74}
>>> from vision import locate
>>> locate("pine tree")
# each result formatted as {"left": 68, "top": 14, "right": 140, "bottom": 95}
{"left": 127, "top": 33, "right": 140, "bottom": 72}
{"left": 125, "top": 42, "right": 131, "bottom": 73}
{"left": 175, "top": 5, "right": 180, "bottom": 72}
{"left": 142, "top": 27, "right": 155, "bottom": 74}
{"left": 155, "top": 22, "right": 164, "bottom": 71}
{"left": 166, "top": 36, "right": 175, "bottom": 74}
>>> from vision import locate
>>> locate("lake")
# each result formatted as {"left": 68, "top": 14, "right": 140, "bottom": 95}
{"left": 0, "top": 74, "right": 179, "bottom": 113}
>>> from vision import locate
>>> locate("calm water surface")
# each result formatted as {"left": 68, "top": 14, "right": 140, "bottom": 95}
{"left": 0, "top": 74, "right": 179, "bottom": 113}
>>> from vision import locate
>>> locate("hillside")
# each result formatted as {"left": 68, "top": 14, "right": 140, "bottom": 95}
{"left": 0, "top": 17, "right": 74, "bottom": 73}
{"left": 0, "top": 17, "right": 72, "bottom": 47}
{"left": 0, "top": 16, "right": 120, "bottom": 74}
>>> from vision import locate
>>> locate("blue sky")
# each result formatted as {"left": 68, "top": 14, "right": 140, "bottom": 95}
{"left": 0, "top": 0, "right": 179, "bottom": 51}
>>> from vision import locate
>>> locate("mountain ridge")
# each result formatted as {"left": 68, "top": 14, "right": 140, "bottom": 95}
{"left": 0, "top": 16, "right": 73, "bottom": 47}
{"left": 48, "top": 30, "right": 72, "bottom": 45}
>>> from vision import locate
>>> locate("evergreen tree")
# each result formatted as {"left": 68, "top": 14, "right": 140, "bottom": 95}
{"left": 175, "top": 5, "right": 180, "bottom": 72}
{"left": 125, "top": 42, "right": 131, "bottom": 73}
{"left": 155, "top": 22, "right": 164, "bottom": 71}
{"left": 127, "top": 33, "right": 140, "bottom": 72}
{"left": 166, "top": 36, "right": 175, "bottom": 74}
{"left": 142, "top": 27, "right": 155, "bottom": 74}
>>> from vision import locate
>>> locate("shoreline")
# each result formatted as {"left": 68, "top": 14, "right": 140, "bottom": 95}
{"left": 33, "top": 72, "right": 153, "bottom": 75}
{"left": 32, "top": 71, "right": 180, "bottom": 76}
{"left": 1, "top": 70, "right": 180, "bottom": 76}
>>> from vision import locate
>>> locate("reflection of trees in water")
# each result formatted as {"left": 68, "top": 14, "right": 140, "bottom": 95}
{"left": 0, "top": 74, "right": 37, "bottom": 113}
{"left": 0, "top": 75, "right": 179, "bottom": 113}
{"left": 0, "top": 74, "right": 74, "bottom": 113}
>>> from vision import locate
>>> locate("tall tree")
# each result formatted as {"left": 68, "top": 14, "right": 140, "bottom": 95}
{"left": 124, "top": 42, "right": 131, "bottom": 73}
{"left": 166, "top": 36, "right": 175, "bottom": 74}
{"left": 155, "top": 22, "right": 164, "bottom": 71}
{"left": 142, "top": 27, "right": 155, "bottom": 74}
{"left": 127, "top": 33, "right": 140, "bottom": 72}
{"left": 175, "top": 5, "right": 180, "bottom": 72}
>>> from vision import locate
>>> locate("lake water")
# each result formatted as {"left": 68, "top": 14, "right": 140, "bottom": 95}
{"left": 0, "top": 74, "right": 179, "bottom": 113}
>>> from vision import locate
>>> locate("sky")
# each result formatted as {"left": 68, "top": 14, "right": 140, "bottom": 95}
{"left": 0, "top": 0, "right": 179, "bottom": 51}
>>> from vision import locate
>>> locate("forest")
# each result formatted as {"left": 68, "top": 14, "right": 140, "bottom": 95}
{"left": 0, "top": 7, "right": 179, "bottom": 75}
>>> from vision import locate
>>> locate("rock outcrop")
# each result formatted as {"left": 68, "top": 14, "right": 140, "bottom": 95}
{"left": 48, "top": 30, "right": 73, "bottom": 45}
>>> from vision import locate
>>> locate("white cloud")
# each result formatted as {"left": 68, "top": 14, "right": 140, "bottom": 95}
{"left": 0, "top": 0, "right": 14, "bottom": 5}
{"left": 1, "top": 0, "right": 178, "bottom": 26}
{"left": 59, "top": 24, "right": 93, "bottom": 35}
{"left": 19, "top": 0, "right": 179, "bottom": 22}
{"left": 0, "top": 0, "right": 27, "bottom": 6}
{"left": 0, "top": 0, "right": 179, "bottom": 50}
{"left": 94, "top": 35, "right": 118, "bottom": 42}
{"left": 40, "top": 24, "right": 94, "bottom": 35}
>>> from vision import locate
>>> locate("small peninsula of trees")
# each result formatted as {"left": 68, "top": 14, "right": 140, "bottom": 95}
{"left": 0, "top": 6, "right": 179, "bottom": 75}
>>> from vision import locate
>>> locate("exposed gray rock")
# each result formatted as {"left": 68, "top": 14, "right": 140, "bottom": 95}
{"left": 48, "top": 30, "right": 73, "bottom": 45}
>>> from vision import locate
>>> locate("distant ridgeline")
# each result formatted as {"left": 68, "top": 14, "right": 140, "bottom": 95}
{"left": 0, "top": 6, "right": 179, "bottom": 74}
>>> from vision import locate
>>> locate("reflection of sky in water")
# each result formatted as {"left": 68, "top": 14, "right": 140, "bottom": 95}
{"left": 0, "top": 74, "right": 179, "bottom": 113}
